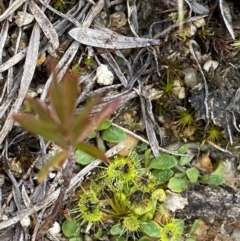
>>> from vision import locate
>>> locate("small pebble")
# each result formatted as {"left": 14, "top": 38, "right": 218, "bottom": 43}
{"left": 48, "top": 222, "right": 61, "bottom": 235}
{"left": 96, "top": 64, "right": 114, "bottom": 86}
{"left": 203, "top": 60, "right": 219, "bottom": 72}
{"left": 20, "top": 216, "right": 31, "bottom": 227}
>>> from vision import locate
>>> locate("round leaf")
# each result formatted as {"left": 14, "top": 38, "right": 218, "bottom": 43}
{"left": 69, "top": 238, "right": 82, "bottom": 241}
{"left": 62, "top": 219, "right": 79, "bottom": 238}
{"left": 152, "top": 169, "right": 174, "bottom": 184}
{"left": 88, "top": 131, "right": 97, "bottom": 138}
{"left": 177, "top": 144, "right": 189, "bottom": 154}
{"left": 110, "top": 224, "right": 123, "bottom": 235}
{"left": 97, "top": 119, "right": 112, "bottom": 130}
{"left": 186, "top": 167, "right": 200, "bottom": 183}
{"left": 168, "top": 176, "right": 188, "bottom": 192}
{"left": 139, "top": 236, "right": 151, "bottom": 241}
{"left": 102, "top": 126, "right": 126, "bottom": 143}
{"left": 189, "top": 220, "right": 200, "bottom": 234}
{"left": 172, "top": 219, "right": 184, "bottom": 234}
{"left": 179, "top": 155, "right": 194, "bottom": 166}
{"left": 75, "top": 149, "right": 94, "bottom": 165}
{"left": 148, "top": 154, "right": 177, "bottom": 169}
{"left": 200, "top": 175, "right": 224, "bottom": 185}
{"left": 140, "top": 220, "right": 162, "bottom": 238}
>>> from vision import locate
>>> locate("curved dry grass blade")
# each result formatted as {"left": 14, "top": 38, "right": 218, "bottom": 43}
{"left": 219, "top": 0, "right": 235, "bottom": 40}
{"left": 38, "top": 151, "right": 70, "bottom": 183}
{"left": 13, "top": 113, "right": 66, "bottom": 148}
{"left": 0, "top": 0, "right": 26, "bottom": 21}
{"left": 0, "top": 49, "right": 27, "bottom": 73}
{"left": 75, "top": 143, "right": 108, "bottom": 163}
{"left": 29, "top": 0, "right": 59, "bottom": 49}
{"left": 0, "top": 24, "right": 40, "bottom": 146}
{"left": 69, "top": 27, "right": 161, "bottom": 49}
{"left": 0, "top": 188, "right": 60, "bottom": 229}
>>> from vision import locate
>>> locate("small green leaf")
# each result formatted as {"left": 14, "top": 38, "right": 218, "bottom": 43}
{"left": 200, "top": 175, "right": 224, "bottom": 185}
{"left": 144, "top": 149, "right": 152, "bottom": 166}
{"left": 89, "top": 131, "right": 97, "bottom": 138}
{"left": 138, "top": 237, "right": 151, "bottom": 241}
{"left": 69, "top": 237, "right": 83, "bottom": 241}
{"left": 62, "top": 219, "right": 79, "bottom": 238}
{"left": 212, "top": 162, "right": 224, "bottom": 176}
{"left": 148, "top": 154, "right": 177, "bottom": 169}
{"left": 114, "top": 237, "right": 126, "bottom": 241}
{"left": 186, "top": 167, "right": 200, "bottom": 183}
{"left": 172, "top": 219, "right": 185, "bottom": 234}
{"left": 177, "top": 144, "right": 189, "bottom": 154}
{"left": 186, "top": 239, "right": 196, "bottom": 241}
{"left": 75, "top": 149, "right": 95, "bottom": 165}
{"left": 138, "top": 236, "right": 151, "bottom": 241}
{"left": 174, "top": 172, "right": 186, "bottom": 178}
{"left": 102, "top": 126, "right": 126, "bottom": 142}
{"left": 75, "top": 143, "right": 108, "bottom": 163}
{"left": 152, "top": 169, "right": 174, "bottom": 184}
{"left": 168, "top": 176, "right": 188, "bottom": 192}
{"left": 94, "top": 229, "right": 103, "bottom": 239}
{"left": 179, "top": 155, "right": 194, "bottom": 166}
{"left": 110, "top": 224, "right": 123, "bottom": 235}
{"left": 97, "top": 119, "right": 112, "bottom": 130}
{"left": 189, "top": 220, "right": 200, "bottom": 234}
{"left": 140, "top": 220, "right": 162, "bottom": 238}
{"left": 200, "top": 163, "right": 224, "bottom": 185}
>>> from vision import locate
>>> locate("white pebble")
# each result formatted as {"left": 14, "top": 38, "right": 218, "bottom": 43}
{"left": 164, "top": 190, "right": 188, "bottom": 212}
{"left": 96, "top": 64, "right": 114, "bottom": 86}
{"left": 203, "top": 60, "right": 219, "bottom": 72}
{"left": 183, "top": 67, "right": 198, "bottom": 88}
{"left": 20, "top": 216, "right": 31, "bottom": 227}
{"left": 48, "top": 172, "right": 56, "bottom": 179}
{"left": 15, "top": 11, "right": 34, "bottom": 27}
{"left": 0, "top": 174, "right": 5, "bottom": 187}
{"left": 48, "top": 222, "right": 61, "bottom": 235}
{"left": 178, "top": 87, "right": 186, "bottom": 99}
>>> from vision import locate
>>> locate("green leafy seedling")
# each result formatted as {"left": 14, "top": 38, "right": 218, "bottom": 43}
{"left": 13, "top": 63, "right": 121, "bottom": 183}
